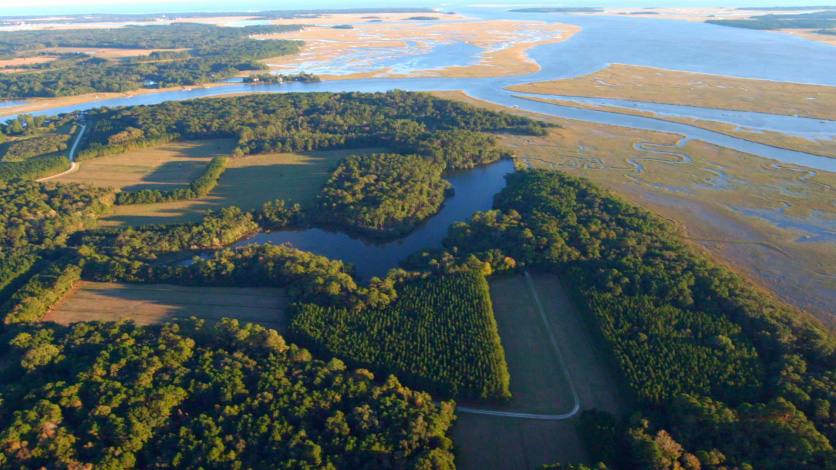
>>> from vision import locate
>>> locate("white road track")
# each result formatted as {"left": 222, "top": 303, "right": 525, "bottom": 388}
{"left": 36, "top": 123, "right": 86, "bottom": 182}
{"left": 455, "top": 271, "right": 581, "bottom": 421}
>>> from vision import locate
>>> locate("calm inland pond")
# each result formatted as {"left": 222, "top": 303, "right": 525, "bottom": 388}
{"left": 233, "top": 159, "right": 516, "bottom": 280}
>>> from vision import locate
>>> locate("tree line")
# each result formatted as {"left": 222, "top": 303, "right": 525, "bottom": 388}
{"left": 114, "top": 156, "right": 229, "bottom": 205}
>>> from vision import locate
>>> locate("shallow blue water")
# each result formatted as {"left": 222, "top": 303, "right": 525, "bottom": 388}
{"left": 730, "top": 204, "right": 836, "bottom": 243}
{"left": 0, "top": 100, "right": 28, "bottom": 109}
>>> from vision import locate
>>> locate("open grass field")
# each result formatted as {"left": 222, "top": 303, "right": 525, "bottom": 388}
{"left": 453, "top": 274, "right": 622, "bottom": 470}
{"left": 508, "top": 64, "right": 836, "bottom": 121}
{"left": 43, "top": 281, "right": 289, "bottom": 329}
{"left": 56, "top": 139, "right": 235, "bottom": 190}
{"left": 518, "top": 95, "right": 836, "bottom": 159}
{"left": 433, "top": 90, "right": 836, "bottom": 326}
{"left": 100, "top": 147, "right": 383, "bottom": 227}
{"left": 0, "top": 56, "right": 58, "bottom": 73}
{"left": 34, "top": 46, "right": 190, "bottom": 59}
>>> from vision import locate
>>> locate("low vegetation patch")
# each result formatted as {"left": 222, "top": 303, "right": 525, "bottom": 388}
{"left": 508, "top": 63, "right": 836, "bottom": 121}
{"left": 1, "top": 133, "right": 70, "bottom": 162}
{"left": 2, "top": 262, "right": 81, "bottom": 325}
{"left": 99, "top": 149, "right": 375, "bottom": 227}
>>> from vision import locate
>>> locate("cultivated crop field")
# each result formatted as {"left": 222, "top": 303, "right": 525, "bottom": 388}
{"left": 56, "top": 139, "right": 236, "bottom": 190}
{"left": 100, "top": 147, "right": 384, "bottom": 227}
{"left": 43, "top": 281, "right": 289, "bottom": 329}
{"left": 453, "top": 274, "right": 622, "bottom": 470}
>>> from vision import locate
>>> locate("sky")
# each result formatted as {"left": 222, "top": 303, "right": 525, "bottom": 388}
{"left": 1, "top": 0, "right": 834, "bottom": 16}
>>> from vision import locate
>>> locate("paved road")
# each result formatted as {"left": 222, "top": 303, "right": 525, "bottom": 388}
{"left": 36, "top": 123, "right": 86, "bottom": 182}
{"left": 455, "top": 272, "right": 581, "bottom": 421}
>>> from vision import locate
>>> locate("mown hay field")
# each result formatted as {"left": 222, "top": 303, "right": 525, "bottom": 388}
{"left": 44, "top": 281, "right": 289, "bottom": 330}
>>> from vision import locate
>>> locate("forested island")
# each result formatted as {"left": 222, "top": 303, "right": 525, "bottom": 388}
{"left": 0, "top": 91, "right": 835, "bottom": 469}
{"left": 316, "top": 153, "right": 452, "bottom": 238}
{"left": 707, "top": 10, "right": 836, "bottom": 30}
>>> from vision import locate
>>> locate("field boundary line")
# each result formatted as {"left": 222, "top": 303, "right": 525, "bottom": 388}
{"left": 455, "top": 272, "right": 581, "bottom": 421}
{"left": 65, "top": 297, "right": 287, "bottom": 311}
{"left": 46, "top": 309, "right": 287, "bottom": 326}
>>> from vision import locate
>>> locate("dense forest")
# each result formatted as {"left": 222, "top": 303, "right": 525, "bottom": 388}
{"left": 0, "top": 24, "right": 305, "bottom": 98}
{"left": 0, "top": 92, "right": 546, "bottom": 469}
{"left": 79, "top": 91, "right": 548, "bottom": 161}
{"left": 291, "top": 272, "right": 511, "bottom": 400}
{"left": 0, "top": 155, "right": 70, "bottom": 181}
{"left": 316, "top": 153, "right": 451, "bottom": 238}
{"left": 0, "top": 180, "right": 113, "bottom": 313}
{"left": 0, "top": 319, "right": 456, "bottom": 469}
{"left": 408, "top": 169, "right": 836, "bottom": 469}
{"left": 0, "top": 180, "right": 114, "bottom": 254}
